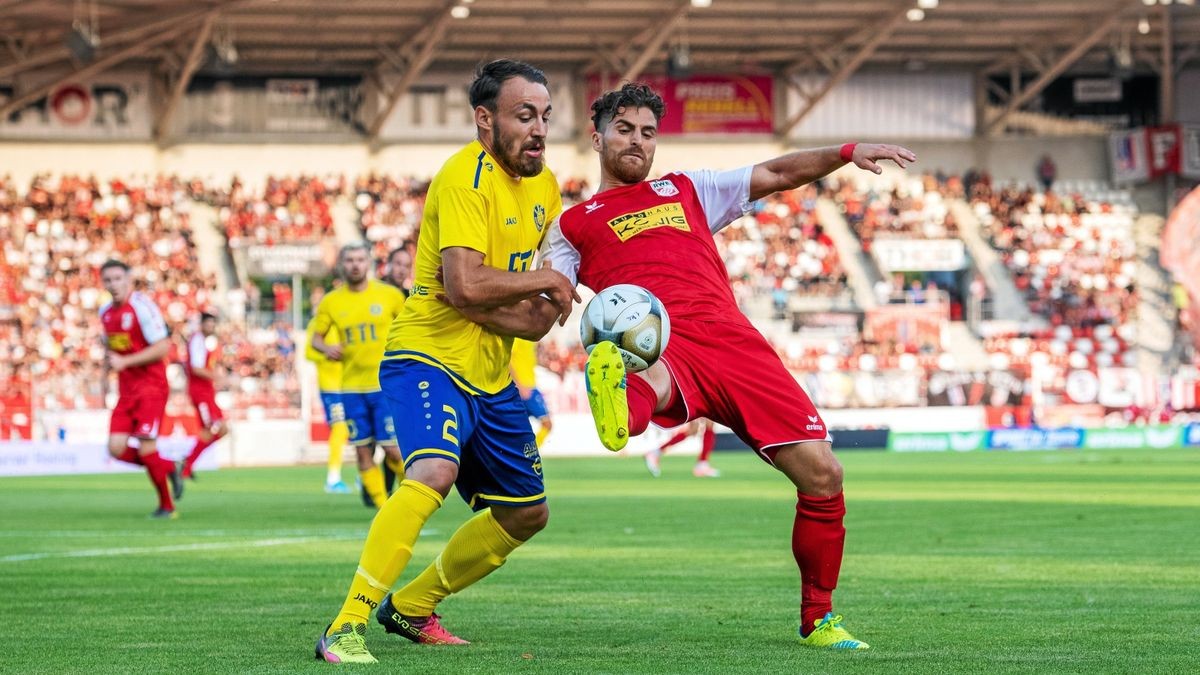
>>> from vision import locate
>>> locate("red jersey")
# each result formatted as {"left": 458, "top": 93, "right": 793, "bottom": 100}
{"left": 551, "top": 169, "right": 753, "bottom": 325}
{"left": 186, "top": 331, "right": 218, "bottom": 400}
{"left": 100, "top": 291, "right": 169, "bottom": 396}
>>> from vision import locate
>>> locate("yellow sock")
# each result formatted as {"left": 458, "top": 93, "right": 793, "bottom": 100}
{"left": 329, "top": 480, "right": 444, "bottom": 632}
{"left": 535, "top": 424, "right": 550, "bottom": 448}
{"left": 360, "top": 465, "right": 388, "bottom": 508}
{"left": 390, "top": 509, "right": 523, "bottom": 617}
{"left": 385, "top": 455, "right": 405, "bottom": 482}
{"left": 326, "top": 422, "right": 348, "bottom": 482}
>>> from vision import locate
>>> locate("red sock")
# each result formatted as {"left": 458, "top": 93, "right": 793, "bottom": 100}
{"left": 116, "top": 447, "right": 143, "bottom": 466}
{"left": 659, "top": 430, "right": 688, "bottom": 452}
{"left": 698, "top": 426, "right": 715, "bottom": 462}
{"left": 141, "top": 451, "right": 175, "bottom": 511}
{"left": 793, "top": 491, "right": 846, "bottom": 635}
{"left": 626, "top": 374, "right": 657, "bottom": 437}
{"left": 185, "top": 436, "right": 215, "bottom": 474}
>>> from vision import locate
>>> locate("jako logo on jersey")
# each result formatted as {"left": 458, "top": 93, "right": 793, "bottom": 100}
{"left": 505, "top": 217, "right": 518, "bottom": 226}
{"left": 121, "top": 313, "right": 133, "bottom": 330}
{"left": 607, "top": 202, "right": 690, "bottom": 242}
{"left": 650, "top": 179, "right": 679, "bottom": 197}
{"left": 369, "top": 304, "right": 382, "bottom": 315}
{"left": 533, "top": 204, "right": 546, "bottom": 231}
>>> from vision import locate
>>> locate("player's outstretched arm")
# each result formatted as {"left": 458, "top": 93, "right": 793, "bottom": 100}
{"left": 748, "top": 143, "right": 917, "bottom": 201}
{"left": 442, "top": 246, "right": 579, "bottom": 320}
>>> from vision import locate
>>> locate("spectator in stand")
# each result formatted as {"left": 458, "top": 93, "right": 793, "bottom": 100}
{"left": 1037, "top": 155, "right": 1057, "bottom": 192}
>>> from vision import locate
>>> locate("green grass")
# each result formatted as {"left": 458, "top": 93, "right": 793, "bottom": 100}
{"left": 3, "top": 448, "right": 1199, "bottom": 674}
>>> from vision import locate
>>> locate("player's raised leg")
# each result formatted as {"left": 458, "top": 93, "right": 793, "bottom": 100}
{"left": 586, "top": 344, "right": 668, "bottom": 452}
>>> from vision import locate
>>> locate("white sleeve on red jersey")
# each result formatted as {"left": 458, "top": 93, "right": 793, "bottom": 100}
{"left": 680, "top": 167, "right": 754, "bottom": 234}
{"left": 538, "top": 216, "right": 580, "bottom": 286}
{"left": 129, "top": 292, "right": 169, "bottom": 344}
{"left": 188, "top": 333, "right": 208, "bottom": 369}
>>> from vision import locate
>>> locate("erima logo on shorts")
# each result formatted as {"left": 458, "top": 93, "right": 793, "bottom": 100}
{"left": 806, "top": 415, "right": 823, "bottom": 431}
{"left": 607, "top": 202, "right": 690, "bottom": 242}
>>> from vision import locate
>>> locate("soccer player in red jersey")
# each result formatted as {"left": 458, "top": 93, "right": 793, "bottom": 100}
{"left": 645, "top": 418, "right": 719, "bottom": 478}
{"left": 182, "top": 311, "right": 228, "bottom": 480}
{"left": 99, "top": 259, "right": 183, "bottom": 518}
{"left": 541, "top": 83, "right": 915, "bottom": 649}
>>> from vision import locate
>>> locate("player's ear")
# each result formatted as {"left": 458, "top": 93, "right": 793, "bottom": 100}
{"left": 591, "top": 129, "right": 602, "bottom": 153}
{"left": 474, "top": 105, "right": 492, "bottom": 134}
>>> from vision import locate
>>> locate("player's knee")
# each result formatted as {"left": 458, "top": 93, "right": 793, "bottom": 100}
{"left": 107, "top": 437, "right": 126, "bottom": 457}
{"left": 810, "top": 456, "right": 844, "bottom": 495}
{"left": 494, "top": 503, "right": 549, "bottom": 541}
{"left": 541, "top": 417, "right": 552, "bottom": 431}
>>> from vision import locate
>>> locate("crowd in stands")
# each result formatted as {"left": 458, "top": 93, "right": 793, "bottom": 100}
{"left": 0, "top": 174, "right": 299, "bottom": 431}
{"left": 0, "top": 167, "right": 1166, "bottom": 436}
{"left": 970, "top": 182, "right": 1138, "bottom": 328}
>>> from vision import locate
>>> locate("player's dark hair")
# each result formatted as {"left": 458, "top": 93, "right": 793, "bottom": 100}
{"left": 100, "top": 259, "right": 129, "bottom": 273}
{"left": 200, "top": 312, "right": 217, "bottom": 322}
{"left": 469, "top": 59, "right": 548, "bottom": 112}
{"left": 590, "top": 83, "right": 666, "bottom": 132}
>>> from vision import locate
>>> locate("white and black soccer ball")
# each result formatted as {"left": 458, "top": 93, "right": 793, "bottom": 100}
{"left": 579, "top": 284, "right": 670, "bottom": 373}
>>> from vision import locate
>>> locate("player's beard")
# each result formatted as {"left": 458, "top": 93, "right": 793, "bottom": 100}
{"left": 602, "top": 141, "right": 652, "bottom": 184}
{"left": 493, "top": 125, "right": 544, "bottom": 178}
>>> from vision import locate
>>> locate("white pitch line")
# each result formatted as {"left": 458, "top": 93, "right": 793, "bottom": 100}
{"left": 0, "top": 528, "right": 441, "bottom": 563}
{"left": 0, "top": 535, "right": 356, "bottom": 563}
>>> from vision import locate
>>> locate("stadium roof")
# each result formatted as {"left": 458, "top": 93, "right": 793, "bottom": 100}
{"left": 1, "top": 0, "right": 1197, "bottom": 138}
{"left": 3, "top": 0, "right": 1198, "bottom": 76}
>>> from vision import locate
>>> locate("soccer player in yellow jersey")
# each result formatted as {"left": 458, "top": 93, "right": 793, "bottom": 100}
{"left": 510, "top": 338, "right": 552, "bottom": 448}
{"left": 305, "top": 316, "right": 350, "bottom": 494}
{"left": 310, "top": 242, "right": 407, "bottom": 510}
{"left": 316, "top": 59, "right": 579, "bottom": 664}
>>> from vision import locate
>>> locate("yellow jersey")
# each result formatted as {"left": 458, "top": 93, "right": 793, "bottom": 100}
{"left": 311, "top": 279, "right": 407, "bottom": 392}
{"left": 384, "top": 139, "right": 562, "bottom": 395}
{"left": 510, "top": 338, "right": 538, "bottom": 389}
{"left": 304, "top": 319, "right": 343, "bottom": 393}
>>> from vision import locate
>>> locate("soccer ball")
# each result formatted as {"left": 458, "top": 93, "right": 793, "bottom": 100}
{"left": 579, "top": 284, "right": 670, "bottom": 373}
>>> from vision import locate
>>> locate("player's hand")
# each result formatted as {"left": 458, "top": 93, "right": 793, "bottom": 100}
{"left": 323, "top": 344, "right": 344, "bottom": 361}
{"left": 435, "top": 265, "right": 444, "bottom": 285}
{"left": 107, "top": 353, "right": 129, "bottom": 372}
{"left": 851, "top": 143, "right": 917, "bottom": 175}
{"left": 540, "top": 260, "right": 581, "bottom": 327}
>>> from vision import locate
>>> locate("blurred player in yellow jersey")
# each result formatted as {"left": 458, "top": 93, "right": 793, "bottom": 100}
{"left": 306, "top": 315, "right": 350, "bottom": 494}
{"left": 310, "top": 242, "right": 407, "bottom": 509}
{"left": 510, "top": 338, "right": 552, "bottom": 448}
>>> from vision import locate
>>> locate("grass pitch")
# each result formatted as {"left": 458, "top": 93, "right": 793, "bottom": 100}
{"left": 2, "top": 447, "right": 1198, "bottom": 674}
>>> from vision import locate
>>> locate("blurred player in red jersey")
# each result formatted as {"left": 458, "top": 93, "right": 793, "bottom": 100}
{"left": 644, "top": 418, "right": 719, "bottom": 478}
{"left": 99, "top": 259, "right": 183, "bottom": 518}
{"left": 541, "top": 84, "right": 915, "bottom": 649}
{"left": 182, "top": 311, "right": 229, "bottom": 480}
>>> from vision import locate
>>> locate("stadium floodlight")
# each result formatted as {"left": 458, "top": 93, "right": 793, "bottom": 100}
{"left": 906, "top": 8, "right": 925, "bottom": 21}
{"left": 691, "top": 0, "right": 713, "bottom": 8}
{"left": 65, "top": 24, "right": 99, "bottom": 63}
{"left": 917, "top": 0, "right": 939, "bottom": 9}
{"left": 450, "top": 5, "right": 470, "bottom": 18}
{"left": 1138, "top": 16, "right": 1151, "bottom": 33}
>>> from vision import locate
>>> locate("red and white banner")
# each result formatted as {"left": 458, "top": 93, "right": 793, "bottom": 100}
{"left": 587, "top": 74, "right": 774, "bottom": 135}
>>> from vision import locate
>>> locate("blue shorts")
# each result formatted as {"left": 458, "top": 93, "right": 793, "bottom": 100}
{"left": 319, "top": 391, "right": 345, "bottom": 425}
{"left": 380, "top": 359, "right": 543, "bottom": 511}
{"left": 522, "top": 388, "right": 549, "bottom": 419}
{"left": 341, "top": 390, "right": 396, "bottom": 447}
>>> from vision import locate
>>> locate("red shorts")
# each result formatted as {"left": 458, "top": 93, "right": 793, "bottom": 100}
{"left": 190, "top": 391, "right": 225, "bottom": 429}
{"left": 110, "top": 389, "right": 168, "bottom": 439}
{"left": 653, "top": 319, "right": 830, "bottom": 462}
